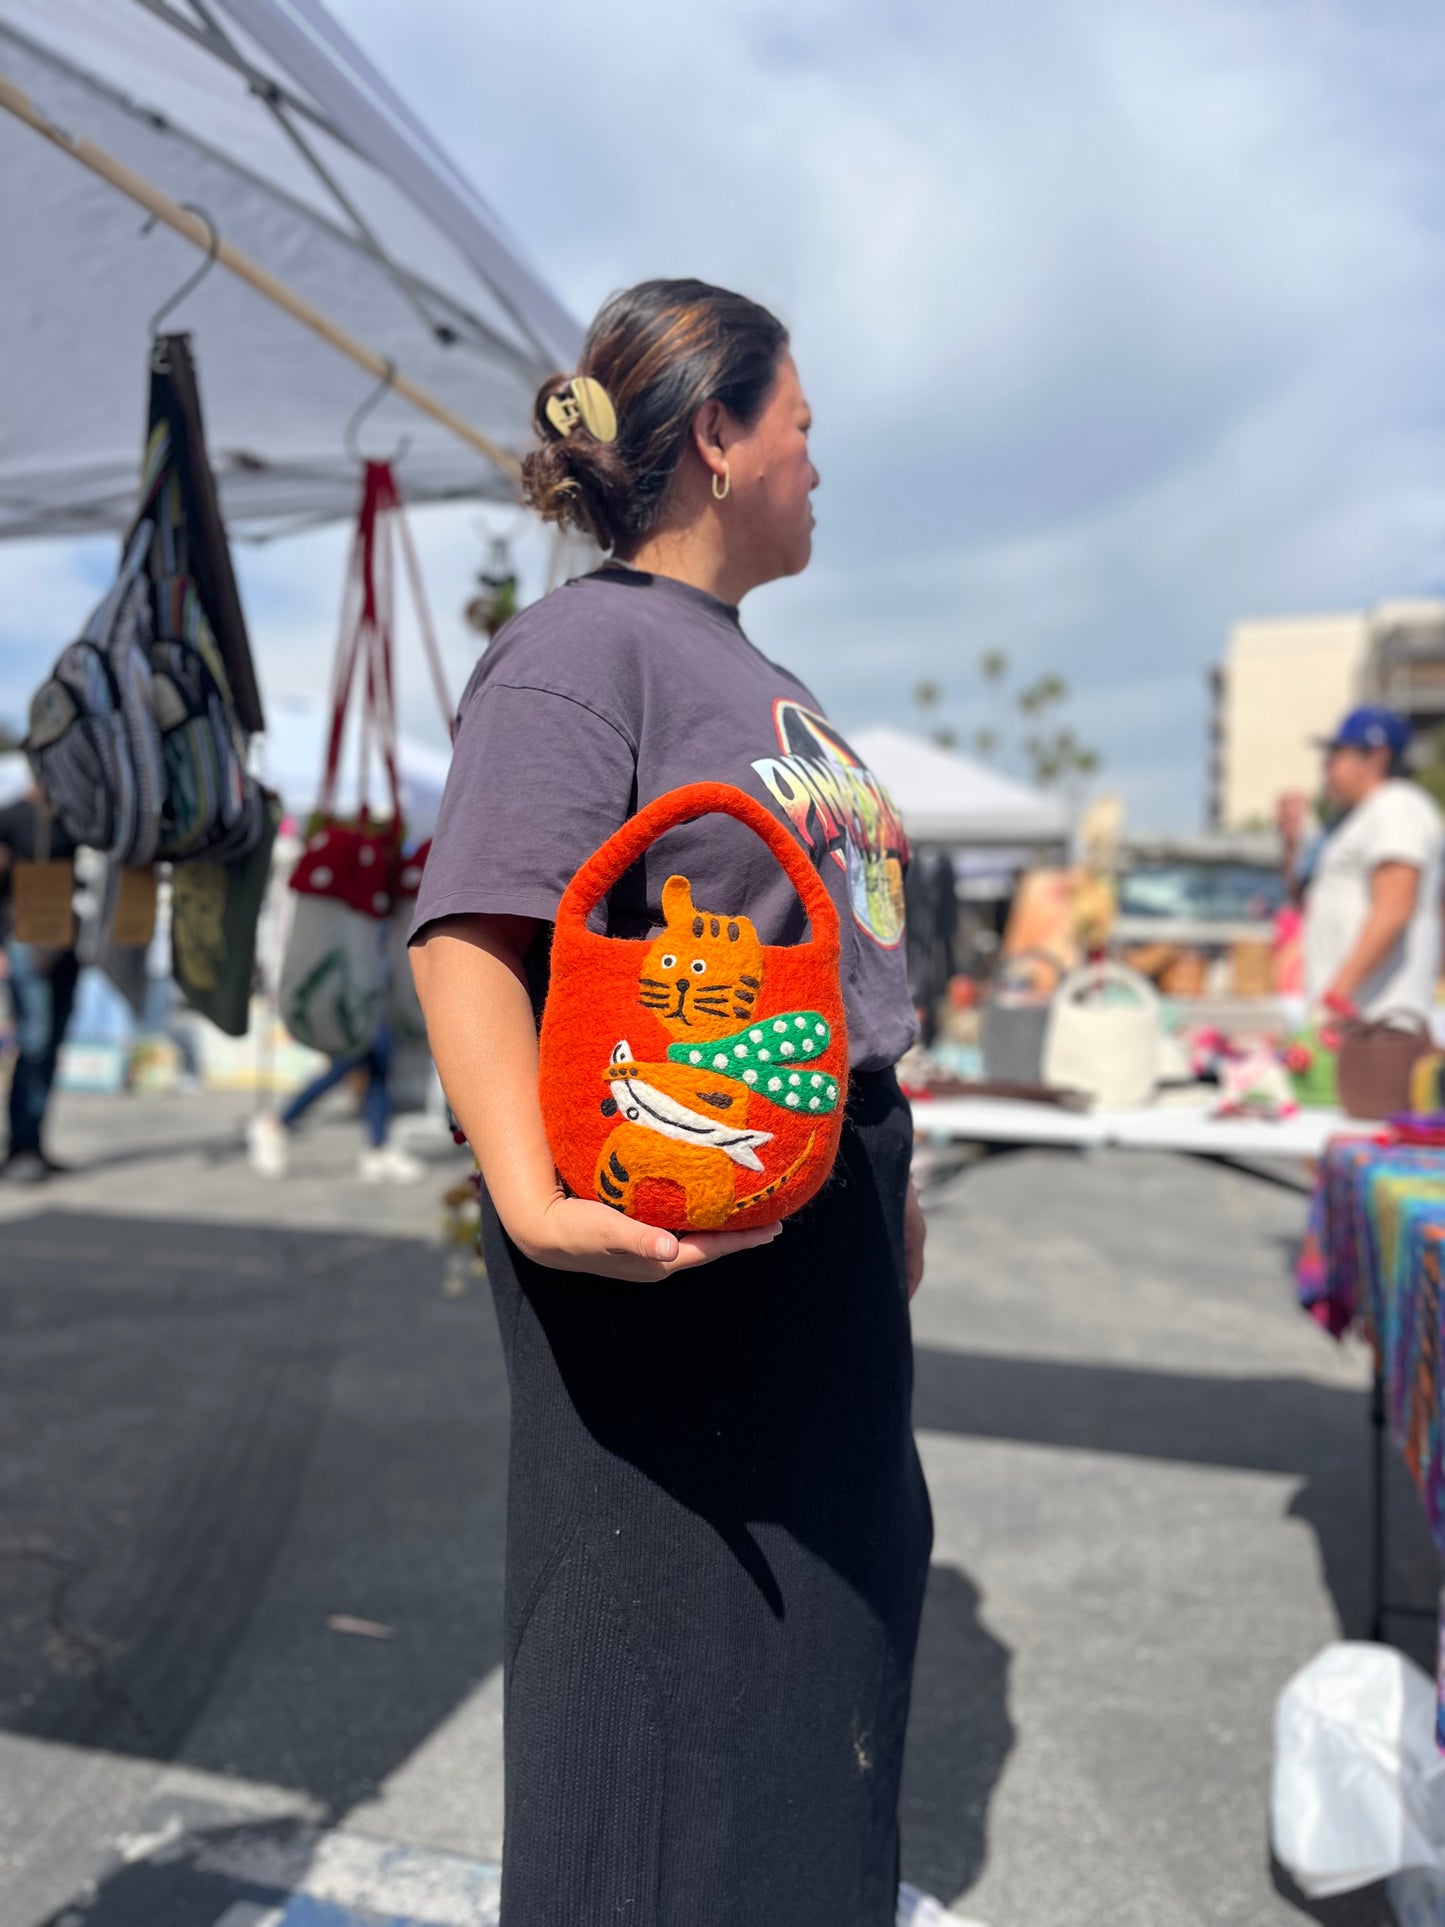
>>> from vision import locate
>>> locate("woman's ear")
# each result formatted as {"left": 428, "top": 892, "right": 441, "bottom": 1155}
{"left": 691, "top": 397, "right": 730, "bottom": 489}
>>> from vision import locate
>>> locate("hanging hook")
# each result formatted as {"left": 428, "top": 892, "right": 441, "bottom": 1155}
{"left": 144, "top": 204, "right": 222, "bottom": 338}
{"left": 345, "top": 359, "right": 412, "bottom": 468}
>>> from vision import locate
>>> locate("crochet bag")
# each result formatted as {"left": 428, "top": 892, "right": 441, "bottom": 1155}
{"left": 1042, "top": 959, "right": 1161, "bottom": 1109}
{"left": 26, "top": 519, "right": 165, "bottom": 868}
{"left": 540, "top": 782, "right": 849, "bottom": 1234}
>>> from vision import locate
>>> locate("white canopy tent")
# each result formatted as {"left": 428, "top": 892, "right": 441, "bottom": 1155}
{"left": 846, "top": 724, "right": 1072, "bottom": 847}
{"left": 0, "top": 0, "right": 580, "bottom": 540}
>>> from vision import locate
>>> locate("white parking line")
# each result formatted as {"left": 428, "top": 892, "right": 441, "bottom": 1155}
{"left": 193, "top": 1827, "right": 502, "bottom": 1926}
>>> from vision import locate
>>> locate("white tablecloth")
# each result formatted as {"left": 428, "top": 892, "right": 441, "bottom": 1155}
{"left": 910, "top": 1096, "right": 1382, "bottom": 1160}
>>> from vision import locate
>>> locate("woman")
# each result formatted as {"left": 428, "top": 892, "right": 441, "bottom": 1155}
{"left": 410, "top": 279, "right": 933, "bottom": 1927}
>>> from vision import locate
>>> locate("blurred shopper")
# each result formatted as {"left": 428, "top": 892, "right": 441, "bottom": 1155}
{"left": 1303, "top": 707, "right": 1444, "bottom": 1025}
{"left": 410, "top": 281, "right": 930, "bottom": 1926}
{"left": 247, "top": 1018, "right": 423, "bottom": 1183}
{"left": 0, "top": 791, "right": 79, "bottom": 1183}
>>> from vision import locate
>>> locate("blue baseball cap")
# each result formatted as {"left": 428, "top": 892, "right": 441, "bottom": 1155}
{"left": 1317, "top": 705, "right": 1411, "bottom": 757}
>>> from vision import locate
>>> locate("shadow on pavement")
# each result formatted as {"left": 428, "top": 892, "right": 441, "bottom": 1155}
{"left": 901, "top": 1562, "right": 1015, "bottom": 1904}
{"left": 914, "top": 1346, "right": 1440, "bottom": 1662}
{"left": 34, "top": 1815, "right": 325, "bottom": 1927}
{"left": 0, "top": 1207, "right": 507, "bottom": 1817}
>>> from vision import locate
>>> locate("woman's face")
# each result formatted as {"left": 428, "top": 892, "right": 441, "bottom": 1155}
{"left": 726, "top": 352, "right": 819, "bottom": 584}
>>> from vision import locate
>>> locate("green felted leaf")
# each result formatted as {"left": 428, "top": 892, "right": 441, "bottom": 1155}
{"left": 667, "top": 1011, "right": 840, "bottom": 1113}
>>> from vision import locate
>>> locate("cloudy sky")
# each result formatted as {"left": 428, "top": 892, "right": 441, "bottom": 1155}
{"left": 4, "top": 0, "right": 1445, "bottom": 829}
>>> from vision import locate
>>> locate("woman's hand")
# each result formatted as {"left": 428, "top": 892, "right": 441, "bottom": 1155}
{"left": 412, "top": 913, "right": 783, "bottom": 1283}
{"left": 511, "top": 1191, "right": 782, "bottom": 1283}
{"left": 903, "top": 1176, "right": 926, "bottom": 1300}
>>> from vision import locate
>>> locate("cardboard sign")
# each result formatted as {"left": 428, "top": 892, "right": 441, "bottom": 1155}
{"left": 112, "top": 867, "right": 158, "bottom": 949}
{"left": 11, "top": 861, "right": 77, "bottom": 948}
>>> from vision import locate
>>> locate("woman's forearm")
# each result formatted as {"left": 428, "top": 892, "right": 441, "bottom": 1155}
{"left": 410, "top": 915, "right": 562, "bottom": 1236}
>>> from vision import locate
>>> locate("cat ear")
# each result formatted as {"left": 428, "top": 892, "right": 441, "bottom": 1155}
{"left": 661, "top": 875, "right": 694, "bottom": 921}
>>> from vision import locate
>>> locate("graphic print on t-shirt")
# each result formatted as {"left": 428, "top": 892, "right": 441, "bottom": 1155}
{"left": 751, "top": 700, "right": 909, "bottom": 949}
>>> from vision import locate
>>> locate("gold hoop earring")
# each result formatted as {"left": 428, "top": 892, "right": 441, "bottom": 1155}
{"left": 712, "top": 465, "right": 731, "bottom": 501}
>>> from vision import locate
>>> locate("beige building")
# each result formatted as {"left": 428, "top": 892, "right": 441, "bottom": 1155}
{"left": 1210, "top": 602, "right": 1445, "bottom": 829}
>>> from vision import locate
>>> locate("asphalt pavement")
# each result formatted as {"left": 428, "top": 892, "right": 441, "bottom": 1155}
{"left": 0, "top": 1086, "right": 1425, "bottom": 1926}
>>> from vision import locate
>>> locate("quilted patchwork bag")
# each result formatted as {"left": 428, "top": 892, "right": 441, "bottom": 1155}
{"left": 26, "top": 520, "right": 165, "bottom": 867}
{"left": 539, "top": 781, "right": 849, "bottom": 1234}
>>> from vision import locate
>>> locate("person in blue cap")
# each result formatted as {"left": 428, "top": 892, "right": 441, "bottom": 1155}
{"left": 1303, "top": 705, "right": 1444, "bottom": 1024}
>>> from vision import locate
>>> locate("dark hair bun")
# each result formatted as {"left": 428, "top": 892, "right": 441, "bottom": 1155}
{"left": 520, "top": 374, "right": 634, "bottom": 550}
{"left": 520, "top": 283, "right": 788, "bottom": 558}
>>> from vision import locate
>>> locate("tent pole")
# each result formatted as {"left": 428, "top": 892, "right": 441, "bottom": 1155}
{"left": 0, "top": 69, "right": 523, "bottom": 483}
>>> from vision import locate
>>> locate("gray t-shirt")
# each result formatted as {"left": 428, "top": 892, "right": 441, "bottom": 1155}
{"left": 411, "top": 567, "right": 918, "bottom": 1071}
{"left": 1304, "top": 778, "right": 1445, "bottom": 1021}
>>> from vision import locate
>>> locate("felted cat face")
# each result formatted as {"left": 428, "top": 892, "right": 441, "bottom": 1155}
{"left": 638, "top": 875, "right": 765, "bottom": 1040}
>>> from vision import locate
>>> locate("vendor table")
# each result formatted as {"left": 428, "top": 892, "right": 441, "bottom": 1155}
{"left": 912, "top": 1096, "right": 1380, "bottom": 1161}
{"left": 1296, "top": 1138, "right": 1445, "bottom": 1739}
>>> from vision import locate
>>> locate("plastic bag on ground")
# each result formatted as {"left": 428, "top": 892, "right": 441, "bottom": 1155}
{"left": 1272, "top": 1641, "right": 1445, "bottom": 1899}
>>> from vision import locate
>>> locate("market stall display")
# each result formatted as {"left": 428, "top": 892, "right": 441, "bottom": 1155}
{"left": 0, "top": 0, "right": 579, "bottom": 1070}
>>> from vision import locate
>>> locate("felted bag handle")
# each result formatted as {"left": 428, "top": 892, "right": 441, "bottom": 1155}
{"left": 557, "top": 781, "right": 841, "bottom": 962}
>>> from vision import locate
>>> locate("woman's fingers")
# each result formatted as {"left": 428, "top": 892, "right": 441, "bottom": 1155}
{"left": 519, "top": 1196, "right": 783, "bottom": 1279}
{"left": 661, "top": 1223, "right": 783, "bottom": 1270}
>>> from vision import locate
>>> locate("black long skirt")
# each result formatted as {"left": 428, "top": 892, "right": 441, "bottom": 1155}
{"left": 481, "top": 1066, "right": 934, "bottom": 1927}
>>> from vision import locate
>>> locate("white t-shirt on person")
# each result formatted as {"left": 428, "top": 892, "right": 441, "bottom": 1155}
{"left": 1304, "top": 779, "right": 1445, "bottom": 1020}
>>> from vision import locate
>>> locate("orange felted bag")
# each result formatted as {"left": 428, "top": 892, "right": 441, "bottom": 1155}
{"left": 539, "top": 782, "right": 849, "bottom": 1234}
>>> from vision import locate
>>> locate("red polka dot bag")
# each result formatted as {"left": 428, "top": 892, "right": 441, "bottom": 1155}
{"left": 278, "top": 464, "right": 405, "bottom": 1057}
{"left": 539, "top": 782, "right": 849, "bottom": 1233}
